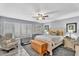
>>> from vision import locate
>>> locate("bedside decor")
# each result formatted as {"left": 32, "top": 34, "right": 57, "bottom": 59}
{"left": 44, "top": 25, "right": 49, "bottom": 31}
{"left": 66, "top": 23, "right": 77, "bottom": 33}
{"left": 66, "top": 23, "right": 77, "bottom": 37}
{"left": 44, "top": 25, "right": 49, "bottom": 34}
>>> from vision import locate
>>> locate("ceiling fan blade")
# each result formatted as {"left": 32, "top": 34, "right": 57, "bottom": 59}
{"left": 43, "top": 15, "right": 48, "bottom": 17}
{"left": 44, "top": 10, "right": 60, "bottom": 14}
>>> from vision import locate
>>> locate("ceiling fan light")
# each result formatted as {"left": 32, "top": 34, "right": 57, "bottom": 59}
{"left": 38, "top": 17, "right": 43, "bottom": 20}
{"left": 33, "top": 12, "right": 48, "bottom": 20}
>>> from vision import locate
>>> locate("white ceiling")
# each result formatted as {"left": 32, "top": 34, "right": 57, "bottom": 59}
{"left": 0, "top": 3, "right": 79, "bottom": 23}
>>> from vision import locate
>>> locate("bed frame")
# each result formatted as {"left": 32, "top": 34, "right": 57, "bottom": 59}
{"left": 33, "top": 29, "right": 64, "bottom": 56}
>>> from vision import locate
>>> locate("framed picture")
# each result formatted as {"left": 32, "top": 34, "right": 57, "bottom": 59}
{"left": 44, "top": 25, "right": 49, "bottom": 31}
{"left": 66, "top": 23, "right": 77, "bottom": 33}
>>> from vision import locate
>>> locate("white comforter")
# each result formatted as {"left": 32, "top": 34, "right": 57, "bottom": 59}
{"left": 35, "top": 35, "right": 64, "bottom": 45}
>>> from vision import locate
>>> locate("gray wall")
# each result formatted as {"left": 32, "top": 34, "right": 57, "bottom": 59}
{"left": 0, "top": 17, "right": 3, "bottom": 35}
{"left": 44, "top": 16, "right": 79, "bottom": 37}
{"left": 0, "top": 16, "right": 44, "bottom": 38}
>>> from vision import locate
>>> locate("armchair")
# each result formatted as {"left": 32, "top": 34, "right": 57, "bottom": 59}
{"left": 0, "top": 33, "right": 18, "bottom": 52}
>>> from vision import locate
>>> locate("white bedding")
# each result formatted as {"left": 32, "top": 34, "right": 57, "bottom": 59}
{"left": 35, "top": 35, "right": 64, "bottom": 45}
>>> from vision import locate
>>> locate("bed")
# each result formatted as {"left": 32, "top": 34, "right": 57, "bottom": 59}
{"left": 34, "top": 29, "right": 64, "bottom": 55}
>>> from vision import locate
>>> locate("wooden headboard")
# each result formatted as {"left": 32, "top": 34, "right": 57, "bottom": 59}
{"left": 48, "top": 29, "right": 64, "bottom": 36}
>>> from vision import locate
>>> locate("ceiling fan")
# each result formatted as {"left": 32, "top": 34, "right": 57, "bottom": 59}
{"left": 32, "top": 4, "right": 59, "bottom": 20}
{"left": 32, "top": 12, "right": 48, "bottom": 20}
{"left": 32, "top": 10, "right": 59, "bottom": 20}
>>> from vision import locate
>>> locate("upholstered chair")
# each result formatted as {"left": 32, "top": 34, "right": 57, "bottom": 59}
{"left": 0, "top": 33, "right": 18, "bottom": 52}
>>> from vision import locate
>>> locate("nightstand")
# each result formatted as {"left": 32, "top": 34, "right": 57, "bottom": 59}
{"left": 75, "top": 40, "right": 79, "bottom": 56}
{"left": 64, "top": 37, "right": 75, "bottom": 51}
{"left": 75, "top": 44, "right": 79, "bottom": 56}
